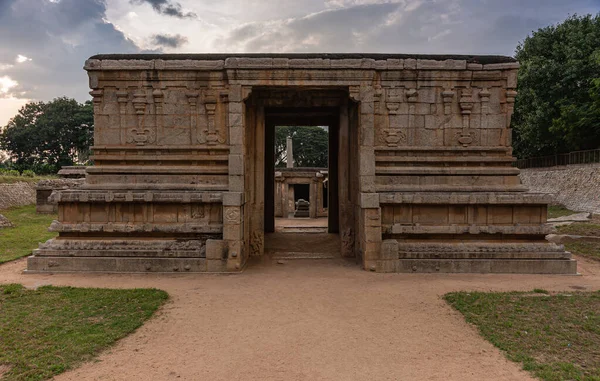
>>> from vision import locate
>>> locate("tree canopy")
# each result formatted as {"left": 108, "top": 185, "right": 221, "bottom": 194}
{"left": 275, "top": 126, "right": 328, "bottom": 168}
{"left": 512, "top": 14, "right": 600, "bottom": 158}
{"left": 1, "top": 97, "right": 93, "bottom": 174}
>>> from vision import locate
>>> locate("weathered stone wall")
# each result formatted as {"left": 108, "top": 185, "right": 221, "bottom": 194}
{"left": 0, "top": 182, "right": 36, "bottom": 210}
{"left": 26, "top": 53, "right": 576, "bottom": 274}
{"left": 520, "top": 164, "right": 600, "bottom": 214}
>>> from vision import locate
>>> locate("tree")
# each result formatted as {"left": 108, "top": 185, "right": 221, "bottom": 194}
{"left": 512, "top": 14, "right": 600, "bottom": 158}
{"left": 275, "top": 126, "right": 328, "bottom": 168}
{"left": 0, "top": 97, "right": 93, "bottom": 174}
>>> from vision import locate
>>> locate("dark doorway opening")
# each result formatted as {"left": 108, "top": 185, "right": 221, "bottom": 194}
{"left": 293, "top": 184, "right": 310, "bottom": 203}
{"left": 264, "top": 107, "right": 339, "bottom": 234}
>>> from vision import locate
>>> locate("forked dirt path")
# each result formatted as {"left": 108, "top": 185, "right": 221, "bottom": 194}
{"left": 1, "top": 256, "right": 600, "bottom": 381}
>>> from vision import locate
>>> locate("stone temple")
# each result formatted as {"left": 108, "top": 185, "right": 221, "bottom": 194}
{"left": 26, "top": 53, "right": 577, "bottom": 274}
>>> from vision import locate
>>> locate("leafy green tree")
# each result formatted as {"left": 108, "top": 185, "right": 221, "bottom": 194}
{"left": 1, "top": 97, "right": 93, "bottom": 174}
{"left": 275, "top": 126, "right": 328, "bottom": 168}
{"left": 512, "top": 14, "right": 600, "bottom": 158}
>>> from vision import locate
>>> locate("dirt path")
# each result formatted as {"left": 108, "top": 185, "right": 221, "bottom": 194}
{"left": 2, "top": 256, "right": 599, "bottom": 381}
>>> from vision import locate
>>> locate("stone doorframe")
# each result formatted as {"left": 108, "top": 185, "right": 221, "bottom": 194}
{"left": 264, "top": 107, "right": 339, "bottom": 233}
{"left": 236, "top": 87, "right": 364, "bottom": 261}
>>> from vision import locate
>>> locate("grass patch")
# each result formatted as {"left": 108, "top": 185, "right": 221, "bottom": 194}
{"left": 0, "top": 205, "right": 56, "bottom": 264}
{"left": 0, "top": 284, "right": 168, "bottom": 380}
{"left": 557, "top": 223, "right": 600, "bottom": 237}
{"left": 548, "top": 205, "right": 579, "bottom": 219}
{"left": 445, "top": 291, "right": 600, "bottom": 381}
{"left": 0, "top": 176, "right": 55, "bottom": 184}
{"left": 565, "top": 242, "right": 600, "bottom": 262}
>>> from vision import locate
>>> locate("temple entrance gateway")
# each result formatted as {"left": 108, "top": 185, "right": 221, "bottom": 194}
{"left": 26, "top": 53, "right": 576, "bottom": 274}
{"left": 245, "top": 92, "right": 359, "bottom": 258}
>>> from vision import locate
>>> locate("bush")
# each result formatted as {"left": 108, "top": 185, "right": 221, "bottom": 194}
{"left": 21, "top": 170, "right": 36, "bottom": 177}
{"left": 5, "top": 170, "right": 19, "bottom": 176}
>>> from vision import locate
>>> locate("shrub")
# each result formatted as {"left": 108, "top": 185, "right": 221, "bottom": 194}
{"left": 6, "top": 170, "right": 20, "bottom": 176}
{"left": 21, "top": 170, "right": 36, "bottom": 177}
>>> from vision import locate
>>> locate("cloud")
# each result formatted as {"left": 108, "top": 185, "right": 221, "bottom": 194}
{"left": 0, "top": 0, "right": 143, "bottom": 102}
{"left": 215, "top": 0, "right": 599, "bottom": 55}
{"left": 15, "top": 55, "right": 32, "bottom": 63}
{"left": 0, "top": 76, "right": 18, "bottom": 95}
{"left": 130, "top": 0, "right": 196, "bottom": 19}
{"left": 152, "top": 33, "right": 189, "bottom": 48}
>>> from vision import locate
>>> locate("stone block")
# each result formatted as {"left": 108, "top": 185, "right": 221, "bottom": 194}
{"left": 363, "top": 242, "right": 382, "bottom": 261}
{"left": 206, "top": 239, "right": 227, "bottom": 260}
{"left": 404, "top": 58, "right": 417, "bottom": 69}
{"left": 364, "top": 225, "right": 382, "bottom": 243}
{"left": 228, "top": 154, "right": 244, "bottom": 176}
{"left": 229, "top": 112, "right": 243, "bottom": 129}
{"left": 380, "top": 240, "right": 399, "bottom": 260}
{"left": 223, "top": 192, "right": 244, "bottom": 206}
{"left": 416, "top": 59, "right": 466, "bottom": 70}
{"left": 206, "top": 259, "right": 227, "bottom": 272}
{"left": 229, "top": 175, "right": 244, "bottom": 192}
{"left": 360, "top": 193, "right": 380, "bottom": 208}
{"left": 482, "top": 62, "right": 520, "bottom": 70}
{"left": 467, "top": 63, "right": 483, "bottom": 70}
{"left": 376, "top": 260, "right": 397, "bottom": 273}
{"left": 223, "top": 223, "right": 243, "bottom": 240}
{"left": 229, "top": 85, "right": 242, "bottom": 102}
{"left": 386, "top": 59, "right": 404, "bottom": 69}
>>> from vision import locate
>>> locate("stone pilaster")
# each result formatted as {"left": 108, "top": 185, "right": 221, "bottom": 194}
{"left": 359, "top": 192, "right": 382, "bottom": 270}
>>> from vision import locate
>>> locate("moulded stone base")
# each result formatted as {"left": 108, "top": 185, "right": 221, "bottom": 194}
{"left": 372, "top": 258, "right": 578, "bottom": 274}
{"left": 25, "top": 256, "right": 240, "bottom": 273}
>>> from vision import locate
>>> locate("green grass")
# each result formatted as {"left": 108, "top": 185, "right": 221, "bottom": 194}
{"left": 445, "top": 291, "right": 600, "bottom": 381}
{"left": 557, "top": 223, "right": 600, "bottom": 237}
{"left": 0, "top": 205, "right": 56, "bottom": 264}
{"left": 565, "top": 242, "right": 600, "bottom": 262}
{"left": 547, "top": 205, "right": 579, "bottom": 219}
{"left": 0, "top": 284, "right": 168, "bottom": 380}
{"left": 0, "top": 176, "right": 55, "bottom": 184}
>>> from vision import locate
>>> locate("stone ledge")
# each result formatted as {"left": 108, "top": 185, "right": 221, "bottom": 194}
{"left": 376, "top": 185, "right": 528, "bottom": 192}
{"left": 48, "top": 221, "right": 223, "bottom": 234}
{"left": 379, "top": 192, "right": 553, "bottom": 204}
{"left": 385, "top": 223, "right": 552, "bottom": 235}
{"left": 86, "top": 166, "right": 228, "bottom": 174}
{"left": 53, "top": 190, "right": 223, "bottom": 203}
{"left": 381, "top": 239, "right": 569, "bottom": 260}
{"left": 373, "top": 258, "right": 577, "bottom": 273}
{"left": 34, "top": 238, "right": 211, "bottom": 258}
{"left": 375, "top": 167, "right": 520, "bottom": 176}
{"left": 26, "top": 256, "right": 239, "bottom": 273}
{"left": 85, "top": 54, "right": 516, "bottom": 72}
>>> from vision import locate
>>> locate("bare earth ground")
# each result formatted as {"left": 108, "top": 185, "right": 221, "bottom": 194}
{"left": 1, "top": 255, "right": 600, "bottom": 381}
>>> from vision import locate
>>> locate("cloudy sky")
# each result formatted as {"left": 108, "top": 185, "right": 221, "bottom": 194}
{"left": 0, "top": 0, "right": 598, "bottom": 126}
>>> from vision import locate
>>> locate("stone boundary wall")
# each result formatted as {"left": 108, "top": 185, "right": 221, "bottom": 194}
{"left": 0, "top": 182, "right": 36, "bottom": 210}
{"left": 519, "top": 163, "right": 600, "bottom": 214}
